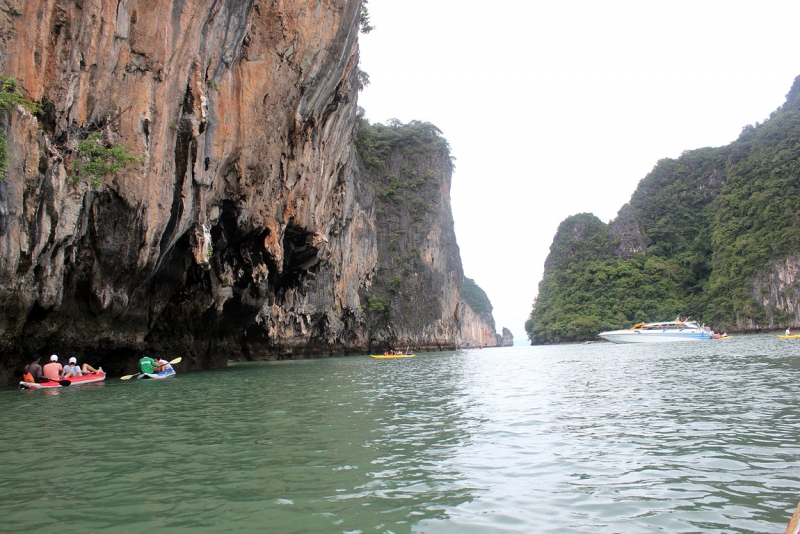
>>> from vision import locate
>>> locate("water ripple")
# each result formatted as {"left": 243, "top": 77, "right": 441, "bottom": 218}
{"left": 2, "top": 336, "right": 800, "bottom": 532}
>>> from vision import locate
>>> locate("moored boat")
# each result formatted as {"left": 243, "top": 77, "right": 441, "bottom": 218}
{"left": 20, "top": 372, "right": 106, "bottom": 389}
{"left": 598, "top": 320, "right": 711, "bottom": 344}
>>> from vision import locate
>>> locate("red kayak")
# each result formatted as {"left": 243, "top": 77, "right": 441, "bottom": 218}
{"left": 20, "top": 373, "right": 106, "bottom": 389}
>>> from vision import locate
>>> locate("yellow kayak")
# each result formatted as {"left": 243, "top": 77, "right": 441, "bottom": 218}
{"left": 778, "top": 334, "right": 800, "bottom": 339}
{"left": 370, "top": 354, "right": 416, "bottom": 359}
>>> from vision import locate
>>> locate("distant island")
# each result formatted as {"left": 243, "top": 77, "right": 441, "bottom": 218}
{"left": 527, "top": 75, "right": 800, "bottom": 344}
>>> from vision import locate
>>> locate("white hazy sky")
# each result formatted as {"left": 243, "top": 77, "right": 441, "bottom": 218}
{"left": 357, "top": 0, "right": 800, "bottom": 345}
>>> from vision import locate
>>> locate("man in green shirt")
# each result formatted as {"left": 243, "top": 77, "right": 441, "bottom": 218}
{"left": 138, "top": 355, "right": 166, "bottom": 374}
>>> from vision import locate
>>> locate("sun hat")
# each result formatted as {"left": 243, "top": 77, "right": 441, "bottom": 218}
{"left": 50, "top": 355, "right": 58, "bottom": 362}
{"left": 69, "top": 357, "right": 77, "bottom": 364}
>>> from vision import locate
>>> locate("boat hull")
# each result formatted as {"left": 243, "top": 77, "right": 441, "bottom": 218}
{"left": 20, "top": 373, "right": 106, "bottom": 389}
{"left": 778, "top": 334, "right": 800, "bottom": 339}
{"left": 599, "top": 331, "right": 710, "bottom": 344}
{"left": 138, "top": 369, "right": 176, "bottom": 379}
{"left": 370, "top": 355, "right": 415, "bottom": 359}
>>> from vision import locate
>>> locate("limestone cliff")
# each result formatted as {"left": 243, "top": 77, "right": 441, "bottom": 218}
{"left": 0, "top": 0, "right": 367, "bottom": 384}
{"left": 0, "top": 0, "right": 490, "bottom": 383}
{"left": 241, "top": 119, "right": 498, "bottom": 355}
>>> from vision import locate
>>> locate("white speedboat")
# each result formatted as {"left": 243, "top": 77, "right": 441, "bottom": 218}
{"left": 598, "top": 320, "right": 711, "bottom": 344}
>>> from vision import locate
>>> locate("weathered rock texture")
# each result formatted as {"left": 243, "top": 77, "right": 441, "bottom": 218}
{"left": 750, "top": 254, "right": 800, "bottom": 329}
{"left": 0, "top": 0, "right": 493, "bottom": 383}
{"left": 241, "top": 127, "right": 497, "bottom": 356}
{"left": 608, "top": 203, "right": 645, "bottom": 259}
{"left": 500, "top": 327, "right": 513, "bottom": 347}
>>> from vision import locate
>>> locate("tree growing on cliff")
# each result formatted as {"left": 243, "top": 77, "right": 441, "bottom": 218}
{"left": 359, "top": 0, "right": 374, "bottom": 33}
{"left": 72, "top": 133, "right": 142, "bottom": 187}
{"left": 355, "top": 119, "right": 450, "bottom": 172}
{"left": 0, "top": 76, "right": 41, "bottom": 179}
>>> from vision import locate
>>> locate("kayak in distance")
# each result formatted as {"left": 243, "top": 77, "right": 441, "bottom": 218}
{"left": 778, "top": 334, "right": 800, "bottom": 339}
{"left": 371, "top": 354, "right": 416, "bottom": 359}
{"left": 19, "top": 372, "right": 106, "bottom": 389}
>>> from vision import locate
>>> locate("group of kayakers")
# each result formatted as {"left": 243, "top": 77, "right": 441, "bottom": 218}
{"left": 22, "top": 353, "right": 103, "bottom": 383}
{"left": 383, "top": 349, "right": 415, "bottom": 356}
{"left": 21, "top": 351, "right": 173, "bottom": 384}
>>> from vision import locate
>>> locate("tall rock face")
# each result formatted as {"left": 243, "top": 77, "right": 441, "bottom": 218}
{"left": 527, "top": 74, "right": 800, "bottom": 343}
{"left": 241, "top": 119, "right": 492, "bottom": 355}
{"left": 0, "top": 0, "right": 491, "bottom": 383}
{"left": 0, "top": 0, "right": 360, "bottom": 384}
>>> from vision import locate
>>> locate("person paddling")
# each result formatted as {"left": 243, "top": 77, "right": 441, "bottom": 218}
{"left": 42, "top": 355, "right": 64, "bottom": 381}
{"left": 138, "top": 354, "right": 166, "bottom": 375}
{"left": 155, "top": 357, "right": 173, "bottom": 372}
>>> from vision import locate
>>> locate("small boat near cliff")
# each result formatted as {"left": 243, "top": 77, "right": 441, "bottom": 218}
{"left": 778, "top": 334, "right": 800, "bottom": 339}
{"left": 20, "top": 372, "right": 106, "bottom": 389}
{"left": 371, "top": 354, "right": 415, "bottom": 359}
{"left": 599, "top": 320, "right": 711, "bottom": 344}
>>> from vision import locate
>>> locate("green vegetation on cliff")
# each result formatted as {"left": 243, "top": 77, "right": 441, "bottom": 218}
{"left": 0, "top": 76, "right": 41, "bottom": 178}
{"left": 461, "top": 278, "right": 495, "bottom": 328}
{"left": 527, "top": 75, "right": 800, "bottom": 343}
{"left": 526, "top": 214, "right": 690, "bottom": 342}
{"left": 72, "top": 133, "right": 142, "bottom": 187}
{"left": 355, "top": 118, "right": 450, "bottom": 172}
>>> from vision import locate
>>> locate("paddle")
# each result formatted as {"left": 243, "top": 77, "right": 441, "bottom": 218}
{"left": 29, "top": 379, "right": 72, "bottom": 387}
{"left": 120, "top": 357, "right": 182, "bottom": 380}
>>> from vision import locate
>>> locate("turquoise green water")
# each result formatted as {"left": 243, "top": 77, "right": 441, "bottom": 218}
{"left": 2, "top": 335, "right": 800, "bottom": 532}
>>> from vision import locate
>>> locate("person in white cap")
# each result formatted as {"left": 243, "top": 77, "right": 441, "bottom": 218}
{"left": 63, "top": 357, "right": 81, "bottom": 378}
{"left": 42, "top": 355, "right": 64, "bottom": 381}
{"left": 63, "top": 356, "right": 103, "bottom": 377}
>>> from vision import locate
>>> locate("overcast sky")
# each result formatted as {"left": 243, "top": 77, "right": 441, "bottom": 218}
{"left": 356, "top": 0, "right": 800, "bottom": 344}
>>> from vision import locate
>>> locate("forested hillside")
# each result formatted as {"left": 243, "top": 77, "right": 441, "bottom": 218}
{"left": 526, "top": 75, "right": 800, "bottom": 344}
{"left": 460, "top": 277, "right": 496, "bottom": 332}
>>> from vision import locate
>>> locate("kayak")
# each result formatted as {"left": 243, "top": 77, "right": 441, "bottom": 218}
{"left": 371, "top": 354, "right": 415, "bottom": 359}
{"left": 20, "top": 373, "right": 106, "bottom": 389}
{"left": 778, "top": 334, "right": 800, "bottom": 339}
{"left": 138, "top": 368, "right": 176, "bottom": 379}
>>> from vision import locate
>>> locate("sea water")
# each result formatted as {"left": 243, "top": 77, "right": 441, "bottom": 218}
{"left": 2, "top": 334, "right": 800, "bottom": 533}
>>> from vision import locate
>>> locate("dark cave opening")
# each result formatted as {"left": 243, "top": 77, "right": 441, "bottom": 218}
{"left": 276, "top": 224, "right": 319, "bottom": 292}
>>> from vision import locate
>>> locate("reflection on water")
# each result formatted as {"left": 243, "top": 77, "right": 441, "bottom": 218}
{"left": 2, "top": 335, "right": 800, "bottom": 532}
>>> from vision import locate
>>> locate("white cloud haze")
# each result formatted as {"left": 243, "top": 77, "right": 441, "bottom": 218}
{"left": 357, "top": 0, "right": 800, "bottom": 343}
